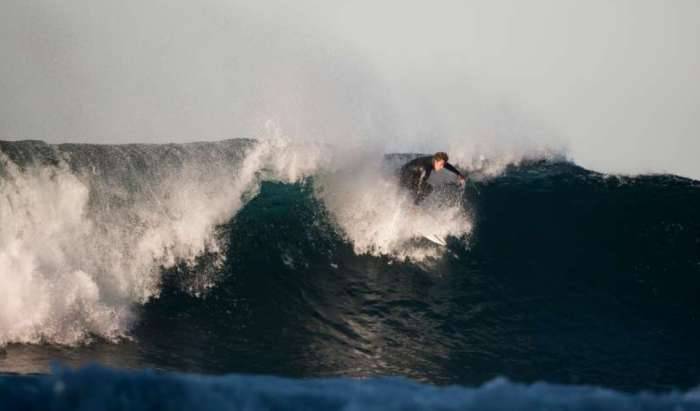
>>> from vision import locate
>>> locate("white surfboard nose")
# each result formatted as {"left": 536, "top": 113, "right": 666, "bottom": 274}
{"left": 421, "top": 233, "right": 447, "bottom": 246}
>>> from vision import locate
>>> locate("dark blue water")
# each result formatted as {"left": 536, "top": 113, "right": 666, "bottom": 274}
{"left": 148, "top": 163, "right": 700, "bottom": 390}
{"left": 2, "top": 365, "right": 699, "bottom": 411}
{"left": 1, "top": 140, "right": 699, "bottom": 408}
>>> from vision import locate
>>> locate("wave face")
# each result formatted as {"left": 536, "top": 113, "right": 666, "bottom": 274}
{"left": 1, "top": 139, "right": 699, "bottom": 393}
{"left": 1, "top": 365, "right": 699, "bottom": 411}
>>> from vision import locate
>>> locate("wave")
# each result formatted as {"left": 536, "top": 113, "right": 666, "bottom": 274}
{"left": 1, "top": 138, "right": 699, "bottom": 392}
{"left": 0, "top": 365, "right": 698, "bottom": 411}
{"left": 0, "top": 138, "right": 323, "bottom": 345}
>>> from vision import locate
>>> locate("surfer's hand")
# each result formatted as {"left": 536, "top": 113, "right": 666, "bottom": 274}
{"left": 458, "top": 175, "right": 466, "bottom": 186}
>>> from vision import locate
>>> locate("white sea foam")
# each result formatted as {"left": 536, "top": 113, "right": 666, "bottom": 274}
{"left": 313, "top": 153, "right": 472, "bottom": 261}
{"left": 0, "top": 155, "right": 129, "bottom": 345}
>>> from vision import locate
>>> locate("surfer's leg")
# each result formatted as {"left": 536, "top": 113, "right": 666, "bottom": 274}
{"left": 414, "top": 184, "right": 433, "bottom": 205}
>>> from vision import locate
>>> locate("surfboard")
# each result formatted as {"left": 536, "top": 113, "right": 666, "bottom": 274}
{"left": 421, "top": 233, "right": 447, "bottom": 246}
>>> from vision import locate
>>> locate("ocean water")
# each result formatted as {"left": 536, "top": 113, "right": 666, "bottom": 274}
{"left": 1, "top": 139, "right": 699, "bottom": 409}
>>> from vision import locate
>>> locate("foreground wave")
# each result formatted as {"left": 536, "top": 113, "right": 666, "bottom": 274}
{"left": 0, "top": 365, "right": 698, "bottom": 411}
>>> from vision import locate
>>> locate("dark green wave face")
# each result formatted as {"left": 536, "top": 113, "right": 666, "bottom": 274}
{"left": 1, "top": 140, "right": 699, "bottom": 393}
{"left": 131, "top": 166, "right": 700, "bottom": 391}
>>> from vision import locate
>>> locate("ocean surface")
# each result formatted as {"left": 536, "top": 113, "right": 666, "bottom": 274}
{"left": 1, "top": 139, "right": 699, "bottom": 409}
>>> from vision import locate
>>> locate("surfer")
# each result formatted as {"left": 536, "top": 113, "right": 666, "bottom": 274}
{"left": 399, "top": 152, "right": 466, "bottom": 204}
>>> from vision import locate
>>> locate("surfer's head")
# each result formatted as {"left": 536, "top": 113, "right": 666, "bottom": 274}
{"left": 433, "top": 152, "right": 448, "bottom": 170}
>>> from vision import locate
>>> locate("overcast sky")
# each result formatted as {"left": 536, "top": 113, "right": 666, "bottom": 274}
{"left": 1, "top": 1, "right": 699, "bottom": 178}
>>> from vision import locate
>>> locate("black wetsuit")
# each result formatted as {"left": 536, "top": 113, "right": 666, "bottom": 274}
{"left": 399, "top": 156, "right": 463, "bottom": 204}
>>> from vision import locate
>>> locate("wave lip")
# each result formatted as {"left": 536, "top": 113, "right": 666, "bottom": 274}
{"left": 0, "top": 365, "right": 699, "bottom": 411}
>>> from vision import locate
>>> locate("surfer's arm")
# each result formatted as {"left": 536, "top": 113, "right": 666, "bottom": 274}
{"left": 444, "top": 162, "right": 466, "bottom": 181}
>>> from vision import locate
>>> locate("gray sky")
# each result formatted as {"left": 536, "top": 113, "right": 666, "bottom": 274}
{"left": 1, "top": 1, "right": 699, "bottom": 179}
